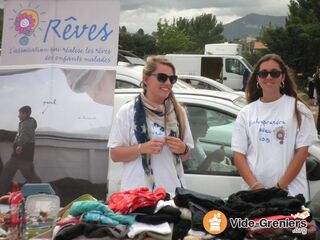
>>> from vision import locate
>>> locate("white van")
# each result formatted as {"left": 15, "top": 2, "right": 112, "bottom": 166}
{"left": 204, "top": 43, "right": 242, "bottom": 55}
{"left": 166, "top": 54, "right": 252, "bottom": 90}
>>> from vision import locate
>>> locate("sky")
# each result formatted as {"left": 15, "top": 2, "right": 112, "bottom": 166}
{"left": 119, "top": 0, "right": 291, "bottom": 34}
{"left": 0, "top": 0, "right": 291, "bottom": 34}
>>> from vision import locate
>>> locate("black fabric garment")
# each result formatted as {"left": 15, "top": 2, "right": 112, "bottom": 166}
{"left": 172, "top": 219, "right": 191, "bottom": 240}
{"left": 173, "top": 187, "right": 230, "bottom": 238}
{"left": 226, "top": 187, "right": 305, "bottom": 219}
{"left": 222, "top": 188, "right": 306, "bottom": 240}
{"left": 54, "top": 223, "right": 128, "bottom": 240}
{"left": 174, "top": 187, "right": 227, "bottom": 213}
{"left": 135, "top": 206, "right": 181, "bottom": 224}
{"left": 132, "top": 205, "right": 157, "bottom": 215}
{"left": 173, "top": 187, "right": 307, "bottom": 240}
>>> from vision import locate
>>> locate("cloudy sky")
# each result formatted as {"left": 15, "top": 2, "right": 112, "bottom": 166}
{"left": 120, "top": 0, "right": 291, "bottom": 34}
{"left": 0, "top": 0, "right": 291, "bottom": 34}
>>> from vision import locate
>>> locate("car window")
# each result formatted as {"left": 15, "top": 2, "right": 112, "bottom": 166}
{"left": 226, "top": 58, "right": 245, "bottom": 75}
{"left": 180, "top": 78, "right": 219, "bottom": 90}
{"left": 116, "top": 80, "right": 139, "bottom": 89}
{"left": 184, "top": 105, "right": 238, "bottom": 176}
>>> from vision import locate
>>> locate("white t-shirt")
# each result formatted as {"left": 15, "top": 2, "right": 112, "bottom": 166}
{"left": 108, "top": 100, "right": 194, "bottom": 194}
{"left": 232, "top": 95, "right": 317, "bottom": 198}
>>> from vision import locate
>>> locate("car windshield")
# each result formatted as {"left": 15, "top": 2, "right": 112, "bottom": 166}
{"left": 240, "top": 56, "right": 253, "bottom": 72}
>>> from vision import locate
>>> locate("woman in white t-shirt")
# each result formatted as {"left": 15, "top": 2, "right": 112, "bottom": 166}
{"left": 108, "top": 56, "right": 194, "bottom": 194}
{"left": 232, "top": 53, "right": 317, "bottom": 199}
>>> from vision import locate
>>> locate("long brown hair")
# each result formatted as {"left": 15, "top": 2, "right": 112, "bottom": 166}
{"left": 141, "top": 55, "right": 186, "bottom": 140}
{"left": 245, "top": 53, "right": 305, "bottom": 127}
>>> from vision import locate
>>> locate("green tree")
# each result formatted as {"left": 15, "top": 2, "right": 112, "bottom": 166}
{"left": 119, "top": 29, "right": 158, "bottom": 58}
{"left": 156, "top": 19, "right": 192, "bottom": 54}
{"left": 136, "top": 28, "right": 144, "bottom": 36}
{"left": 261, "top": 0, "right": 320, "bottom": 76}
{"left": 176, "top": 14, "right": 224, "bottom": 53}
{"left": 261, "top": 0, "right": 320, "bottom": 131}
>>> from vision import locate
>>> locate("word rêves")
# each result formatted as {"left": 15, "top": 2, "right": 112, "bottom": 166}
{"left": 43, "top": 16, "right": 113, "bottom": 43}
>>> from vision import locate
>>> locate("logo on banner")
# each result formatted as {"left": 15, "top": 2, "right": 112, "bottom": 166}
{"left": 203, "top": 210, "right": 228, "bottom": 235}
{"left": 12, "top": 4, "right": 46, "bottom": 46}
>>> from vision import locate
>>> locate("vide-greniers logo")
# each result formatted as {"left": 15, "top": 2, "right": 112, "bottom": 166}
{"left": 203, "top": 210, "right": 309, "bottom": 235}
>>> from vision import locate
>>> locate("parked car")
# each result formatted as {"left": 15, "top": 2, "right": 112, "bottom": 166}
{"left": 116, "top": 64, "right": 193, "bottom": 89}
{"left": 178, "top": 74, "right": 245, "bottom": 96}
{"left": 108, "top": 88, "right": 320, "bottom": 200}
{"left": 117, "top": 49, "right": 145, "bottom": 65}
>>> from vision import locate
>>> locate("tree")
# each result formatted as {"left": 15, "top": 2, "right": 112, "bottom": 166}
{"left": 119, "top": 29, "right": 158, "bottom": 58}
{"left": 261, "top": 0, "right": 320, "bottom": 131}
{"left": 156, "top": 19, "right": 192, "bottom": 54}
{"left": 120, "top": 26, "right": 127, "bottom": 34}
{"left": 136, "top": 28, "right": 144, "bottom": 36}
{"left": 156, "top": 14, "right": 224, "bottom": 54}
{"left": 176, "top": 14, "right": 224, "bottom": 53}
{"left": 261, "top": 0, "right": 320, "bottom": 81}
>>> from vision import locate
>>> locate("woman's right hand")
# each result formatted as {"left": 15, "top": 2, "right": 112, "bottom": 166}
{"left": 141, "top": 139, "right": 165, "bottom": 155}
{"left": 251, "top": 182, "right": 265, "bottom": 190}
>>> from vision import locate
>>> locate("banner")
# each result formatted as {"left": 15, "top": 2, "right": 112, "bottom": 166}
{"left": 0, "top": 0, "right": 120, "bottom": 204}
{"left": 0, "top": 68, "right": 114, "bottom": 139}
{"left": 1, "top": 0, "right": 120, "bottom": 69}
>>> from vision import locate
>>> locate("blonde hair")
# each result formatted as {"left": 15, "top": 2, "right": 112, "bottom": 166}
{"left": 142, "top": 55, "right": 186, "bottom": 140}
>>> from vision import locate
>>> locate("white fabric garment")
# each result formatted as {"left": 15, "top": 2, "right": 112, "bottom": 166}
{"left": 155, "top": 200, "right": 177, "bottom": 213}
{"left": 155, "top": 199, "right": 192, "bottom": 220}
{"left": 108, "top": 100, "right": 194, "bottom": 194}
{"left": 187, "top": 229, "right": 215, "bottom": 239}
{"left": 127, "top": 222, "right": 172, "bottom": 238}
{"left": 232, "top": 95, "right": 317, "bottom": 199}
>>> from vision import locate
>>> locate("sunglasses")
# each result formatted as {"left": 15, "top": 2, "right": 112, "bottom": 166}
{"left": 257, "top": 70, "right": 283, "bottom": 79}
{"left": 150, "top": 73, "right": 178, "bottom": 84}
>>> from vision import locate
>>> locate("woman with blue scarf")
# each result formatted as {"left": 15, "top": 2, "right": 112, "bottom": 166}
{"left": 108, "top": 55, "right": 194, "bottom": 194}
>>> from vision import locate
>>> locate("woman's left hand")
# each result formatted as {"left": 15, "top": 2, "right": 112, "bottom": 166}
{"left": 166, "top": 136, "right": 186, "bottom": 155}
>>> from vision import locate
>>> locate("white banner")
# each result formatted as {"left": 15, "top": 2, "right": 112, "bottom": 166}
{"left": 0, "top": 0, "right": 120, "bottom": 204}
{"left": 1, "top": 0, "right": 120, "bottom": 69}
{"left": 0, "top": 68, "right": 115, "bottom": 139}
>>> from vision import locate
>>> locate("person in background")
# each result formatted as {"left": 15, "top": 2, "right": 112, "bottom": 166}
{"left": 313, "top": 66, "right": 320, "bottom": 101}
{"left": 186, "top": 107, "right": 234, "bottom": 172}
{"left": 307, "top": 75, "right": 315, "bottom": 99}
{"left": 108, "top": 55, "right": 194, "bottom": 194}
{"left": 0, "top": 106, "right": 41, "bottom": 195}
{"left": 232, "top": 53, "right": 317, "bottom": 200}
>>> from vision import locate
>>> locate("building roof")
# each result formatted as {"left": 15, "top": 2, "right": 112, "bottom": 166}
{"left": 254, "top": 41, "right": 268, "bottom": 50}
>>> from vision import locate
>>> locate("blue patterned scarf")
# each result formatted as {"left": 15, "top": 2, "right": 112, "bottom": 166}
{"left": 134, "top": 94, "right": 183, "bottom": 191}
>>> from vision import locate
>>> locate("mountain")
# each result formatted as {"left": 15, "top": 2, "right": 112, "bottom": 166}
{"left": 223, "top": 13, "right": 286, "bottom": 40}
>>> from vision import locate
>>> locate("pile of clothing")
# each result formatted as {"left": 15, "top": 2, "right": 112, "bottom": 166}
{"left": 52, "top": 187, "right": 318, "bottom": 240}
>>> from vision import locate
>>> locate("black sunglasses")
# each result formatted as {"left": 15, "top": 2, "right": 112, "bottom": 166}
{"left": 150, "top": 73, "right": 178, "bottom": 84}
{"left": 257, "top": 70, "right": 283, "bottom": 79}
